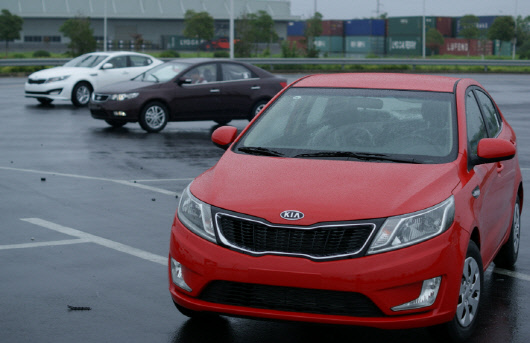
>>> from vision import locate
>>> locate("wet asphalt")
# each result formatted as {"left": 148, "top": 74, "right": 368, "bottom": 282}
{"left": 1, "top": 74, "right": 530, "bottom": 343}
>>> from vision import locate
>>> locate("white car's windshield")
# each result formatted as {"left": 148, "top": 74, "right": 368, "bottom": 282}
{"left": 64, "top": 54, "right": 108, "bottom": 68}
{"left": 236, "top": 88, "right": 458, "bottom": 164}
{"left": 136, "top": 62, "right": 191, "bottom": 83}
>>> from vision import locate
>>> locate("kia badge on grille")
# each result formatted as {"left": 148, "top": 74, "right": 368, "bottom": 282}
{"left": 280, "top": 210, "right": 304, "bottom": 221}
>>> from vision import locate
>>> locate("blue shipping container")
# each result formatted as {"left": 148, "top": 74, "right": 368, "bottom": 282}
{"left": 288, "top": 21, "right": 305, "bottom": 36}
{"left": 454, "top": 16, "right": 497, "bottom": 37}
{"left": 344, "top": 19, "right": 385, "bottom": 36}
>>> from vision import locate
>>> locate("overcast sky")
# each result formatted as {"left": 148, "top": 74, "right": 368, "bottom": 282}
{"left": 288, "top": 0, "right": 529, "bottom": 20}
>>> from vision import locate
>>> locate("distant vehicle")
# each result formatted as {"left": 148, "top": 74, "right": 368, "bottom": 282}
{"left": 89, "top": 59, "right": 287, "bottom": 132}
{"left": 25, "top": 51, "right": 163, "bottom": 107}
{"left": 168, "top": 73, "right": 523, "bottom": 343}
{"left": 201, "top": 38, "right": 239, "bottom": 51}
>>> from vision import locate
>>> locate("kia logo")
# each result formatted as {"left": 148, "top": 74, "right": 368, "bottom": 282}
{"left": 280, "top": 210, "right": 304, "bottom": 221}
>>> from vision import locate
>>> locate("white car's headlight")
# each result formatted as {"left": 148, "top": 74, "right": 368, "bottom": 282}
{"left": 45, "top": 75, "right": 70, "bottom": 83}
{"left": 368, "top": 196, "right": 455, "bottom": 254}
{"left": 110, "top": 93, "right": 139, "bottom": 101}
{"left": 177, "top": 184, "right": 215, "bottom": 243}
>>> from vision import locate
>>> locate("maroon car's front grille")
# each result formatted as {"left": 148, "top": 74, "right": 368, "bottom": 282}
{"left": 216, "top": 214, "right": 375, "bottom": 259}
{"left": 199, "top": 281, "right": 384, "bottom": 317}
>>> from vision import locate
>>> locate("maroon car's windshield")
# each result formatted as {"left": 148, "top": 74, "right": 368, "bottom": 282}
{"left": 135, "top": 62, "right": 191, "bottom": 83}
{"left": 236, "top": 88, "right": 458, "bottom": 164}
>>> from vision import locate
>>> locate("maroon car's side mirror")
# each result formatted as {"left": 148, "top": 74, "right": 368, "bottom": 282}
{"left": 476, "top": 138, "right": 516, "bottom": 164}
{"left": 212, "top": 126, "right": 238, "bottom": 150}
{"left": 177, "top": 77, "right": 192, "bottom": 85}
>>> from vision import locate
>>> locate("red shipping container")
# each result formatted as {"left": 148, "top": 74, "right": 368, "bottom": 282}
{"left": 439, "top": 38, "right": 492, "bottom": 56}
{"left": 436, "top": 17, "right": 453, "bottom": 37}
{"left": 286, "top": 36, "right": 307, "bottom": 51}
{"left": 321, "top": 20, "right": 344, "bottom": 36}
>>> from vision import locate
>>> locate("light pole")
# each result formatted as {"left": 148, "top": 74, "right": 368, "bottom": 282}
{"left": 229, "top": 0, "right": 234, "bottom": 59}
{"left": 103, "top": 0, "right": 107, "bottom": 51}
{"left": 512, "top": 0, "right": 518, "bottom": 60}
{"left": 422, "top": 0, "right": 426, "bottom": 59}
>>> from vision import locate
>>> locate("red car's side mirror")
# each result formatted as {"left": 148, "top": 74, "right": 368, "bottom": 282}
{"left": 476, "top": 138, "right": 516, "bottom": 163}
{"left": 212, "top": 126, "right": 238, "bottom": 150}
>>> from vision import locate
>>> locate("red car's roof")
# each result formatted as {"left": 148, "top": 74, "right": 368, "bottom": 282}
{"left": 292, "top": 73, "right": 461, "bottom": 93}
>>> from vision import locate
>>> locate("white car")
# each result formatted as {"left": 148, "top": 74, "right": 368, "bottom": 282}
{"left": 25, "top": 51, "right": 163, "bottom": 107}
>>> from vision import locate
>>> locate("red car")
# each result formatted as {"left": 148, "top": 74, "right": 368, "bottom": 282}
{"left": 168, "top": 73, "right": 523, "bottom": 342}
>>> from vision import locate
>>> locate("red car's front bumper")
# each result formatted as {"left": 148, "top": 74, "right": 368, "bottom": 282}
{"left": 168, "top": 216, "right": 468, "bottom": 329}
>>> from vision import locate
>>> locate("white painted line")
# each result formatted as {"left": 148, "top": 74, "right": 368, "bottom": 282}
{"left": 0, "top": 238, "right": 91, "bottom": 250}
{"left": 493, "top": 267, "right": 530, "bottom": 282}
{"left": 0, "top": 166, "right": 179, "bottom": 196}
{"left": 129, "top": 178, "right": 194, "bottom": 182}
{"left": 21, "top": 218, "right": 167, "bottom": 266}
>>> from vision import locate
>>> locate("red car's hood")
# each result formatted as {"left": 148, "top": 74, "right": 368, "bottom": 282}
{"left": 191, "top": 151, "right": 460, "bottom": 225}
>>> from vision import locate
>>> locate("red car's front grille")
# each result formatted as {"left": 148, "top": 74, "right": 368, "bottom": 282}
{"left": 216, "top": 214, "right": 376, "bottom": 260}
{"left": 199, "top": 281, "right": 384, "bottom": 317}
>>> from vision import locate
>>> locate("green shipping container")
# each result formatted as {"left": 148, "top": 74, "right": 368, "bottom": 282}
{"left": 162, "top": 36, "right": 205, "bottom": 50}
{"left": 345, "top": 36, "right": 385, "bottom": 55}
{"left": 313, "top": 36, "right": 344, "bottom": 53}
{"left": 386, "top": 36, "right": 422, "bottom": 56}
{"left": 387, "top": 16, "right": 436, "bottom": 36}
{"left": 493, "top": 40, "right": 512, "bottom": 56}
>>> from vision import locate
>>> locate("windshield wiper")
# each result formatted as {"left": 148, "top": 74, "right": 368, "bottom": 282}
{"left": 237, "top": 146, "right": 284, "bottom": 157}
{"left": 294, "top": 151, "right": 420, "bottom": 163}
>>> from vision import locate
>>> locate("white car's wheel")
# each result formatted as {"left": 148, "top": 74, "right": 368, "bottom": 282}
{"left": 72, "top": 82, "right": 92, "bottom": 107}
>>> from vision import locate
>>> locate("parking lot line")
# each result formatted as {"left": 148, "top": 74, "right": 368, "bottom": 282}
{"left": 0, "top": 166, "right": 181, "bottom": 196}
{"left": 0, "top": 238, "right": 91, "bottom": 250}
{"left": 20, "top": 218, "right": 167, "bottom": 266}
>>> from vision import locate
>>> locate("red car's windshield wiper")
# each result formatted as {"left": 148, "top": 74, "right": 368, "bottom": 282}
{"left": 294, "top": 151, "right": 420, "bottom": 164}
{"left": 237, "top": 146, "right": 284, "bottom": 157}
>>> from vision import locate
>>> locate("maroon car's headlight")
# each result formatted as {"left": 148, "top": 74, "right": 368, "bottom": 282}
{"left": 110, "top": 92, "right": 139, "bottom": 101}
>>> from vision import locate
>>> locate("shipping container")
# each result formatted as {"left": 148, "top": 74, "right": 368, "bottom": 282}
{"left": 439, "top": 38, "right": 493, "bottom": 56}
{"left": 387, "top": 16, "right": 436, "bottom": 36}
{"left": 313, "top": 36, "right": 344, "bottom": 53}
{"left": 161, "top": 36, "right": 205, "bottom": 50}
{"left": 286, "top": 36, "right": 307, "bottom": 51}
{"left": 287, "top": 21, "right": 305, "bottom": 36}
{"left": 322, "top": 20, "right": 344, "bottom": 36}
{"left": 454, "top": 16, "right": 497, "bottom": 37}
{"left": 436, "top": 17, "right": 453, "bottom": 37}
{"left": 345, "top": 36, "right": 385, "bottom": 55}
{"left": 493, "top": 40, "right": 512, "bottom": 56}
{"left": 386, "top": 36, "right": 422, "bottom": 56}
{"left": 344, "top": 19, "right": 386, "bottom": 36}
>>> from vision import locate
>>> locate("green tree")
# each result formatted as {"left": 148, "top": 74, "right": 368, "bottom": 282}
{"left": 253, "top": 10, "right": 278, "bottom": 54}
{"left": 488, "top": 16, "right": 515, "bottom": 56}
{"left": 183, "top": 10, "right": 214, "bottom": 56}
{"left": 235, "top": 13, "right": 255, "bottom": 57}
{"left": 459, "top": 15, "right": 479, "bottom": 56}
{"left": 305, "top": 12, "right": 323, "bottom": 58}
{"left": 426, "top": 28, "right": 444, "bottom": 55}
{"left": 515, "top": 15, "right": 530, "bottom": 48}
{"left": 59, "top": 16, "right": 96, "bottom": 57}
{"left": 0, "top": 9, "right": 23, "bottom": 57}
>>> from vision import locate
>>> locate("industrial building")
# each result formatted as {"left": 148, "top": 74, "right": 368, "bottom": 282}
{"left": 2, "top": 0, "right": 299, "bottom": 52}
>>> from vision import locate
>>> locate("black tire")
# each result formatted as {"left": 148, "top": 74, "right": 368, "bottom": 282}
{"left": 436, "top": 241, "right": 483, "bottom": 343}
{"left": 71, "top": 82, "right": 92, "bottom": 107}
{"left": 104, "top": 119, "right": 126, "bottom": 128}
{"left": 249, "top": 100, "right": 268, "bottom": 120}
{"left": 494, "top": 195, "right": 521, "bottom": 268}
{"left": 37, "top": 98, "right": 53, "bottom": 105}
{"left": 139, "top": 101, "right": 168, "bottom": 133}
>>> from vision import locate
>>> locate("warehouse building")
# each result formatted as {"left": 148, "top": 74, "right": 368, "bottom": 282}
{"left": 2, "top": 0, "right": 299, "bottom": 52}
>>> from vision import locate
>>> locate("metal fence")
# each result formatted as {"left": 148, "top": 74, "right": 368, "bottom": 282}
{"left": 2, "top": 57, "right": 530, "bottom": 70}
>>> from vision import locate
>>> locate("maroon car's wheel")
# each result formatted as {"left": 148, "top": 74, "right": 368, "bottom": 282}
{"left": 250, "top": 100, "right": 268, "bottom": 120}
{"left": 139, "top": 101, "right": 168, "bottom": 133}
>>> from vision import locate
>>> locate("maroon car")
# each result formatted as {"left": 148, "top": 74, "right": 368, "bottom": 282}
{"left": 89, "top": 59, "right": 287, "bottom": 132}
